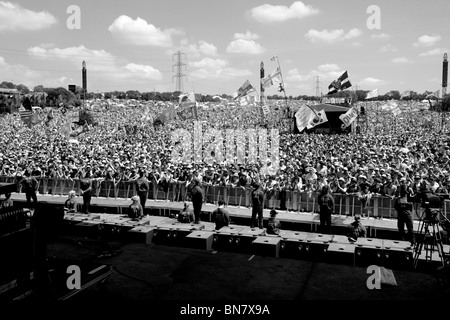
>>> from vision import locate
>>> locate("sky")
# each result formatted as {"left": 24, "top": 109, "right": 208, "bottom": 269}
{"left": 0, "top": 0, "right": 449, "bottom": 96}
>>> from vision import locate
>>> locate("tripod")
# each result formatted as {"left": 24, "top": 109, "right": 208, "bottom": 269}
{"left": 413, "top": 208, "right": 446, "bottom": 269}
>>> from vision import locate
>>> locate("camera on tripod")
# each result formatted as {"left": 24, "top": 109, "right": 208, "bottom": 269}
{"left": 421, "top": 194, "right": 443, "bottom": 223}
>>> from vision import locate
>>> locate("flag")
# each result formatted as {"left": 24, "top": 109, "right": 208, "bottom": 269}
{"left": 233, "top": 80, "right": 256, "bottom": 100}
{"left": 307, "top": 109, "right": 328, "bottom": 129}
{"left": 400, "top": 90, "right": 411, "bottom": 99}
{"left": 426, "top": 90, "right": 440, "bottom": 99}
{"left": 381, "top": 100, "right": 397, "bottom": 111}
{"left": 22, "top": 96, "right": 32, "bottom": 111}
{"left": 19, "top": 108, "right": 33, "bottom": 128}
{"left": 178, "top": 92, "right": 196, "bottom": 104}
{"left": 30, "top": 112, "right": 44, "bottom": 126}
{"left": 270, "top": 55, "right": 278, "bottom": 61}
{"left": 295, "top": 104, "right": 319, "bottom": 132}
{"left": 339, "top": 106, "right": 358, "bottom": 128}
{"left": 261, "top": 104, "right": 271, "bottom": 116}
{"left": 365, "top": 88, "right": 379, "bottom": 100}
{"left": 45, "top": 108, "right": 54, "bottom": 126}
{"left": 261, "top": 67, "right": 282, "bottom": 88}
{"left": 327, "top": 71, "right": 351, "bottom": 95}
{"left": 177, "top": 102, "right": 198, "bottom": 120}
{"left": 59, "top": 121, "right": 73, "bottom": 138}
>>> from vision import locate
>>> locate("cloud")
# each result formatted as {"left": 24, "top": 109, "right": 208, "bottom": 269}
{"left": 226, "top": 39, "right": 265, "bottom": 54}
{"left": 0, "top": 1, "right": 57, "bottom": 32}
{"left": 188, "top": 57, "right": 251, "bottom": 80}
{"left": 317, "top": 64, "right": 340, "bottom": 72}
{"left": 285, "top": 68, "right": 310, "bottom": 82}
{"left": 26, "top": 45, "right": 164, "bottom": 85}
{"left": 233, "top": 30, "right": 259, "bottom": 40}
{"left": 413, "top": 34, "right": 441, "bottom": 47}
{"left": 249, "top": 1, "right": 319, "bottom": 23}
{"left": 123, "top": 63, "right": 162, "bottom": 80}
{"left": 419, "top": 47, "right": 448, "bottom": 57}
{"left": 173, "top": 39, "right": 218, "bottom": 57}
{"left": 371, "top": 33, "right": 390, "bottom": 40}
{"left": 305, "top": 28, "right": 362, "bottom": 43}
{"left": 361, "top": 77, "right": 386, "bottom": 86}
{"left": 285, "top": 64, "right": 345, "bottom": 84}
{"left": 379, "top": 44, "right": 398, "bottom": 53}
{"left": 391, "top": 57, "right": 413, "bottom": 63}
{"left": 108, "top": 15, "right": 182, "bottom": 47}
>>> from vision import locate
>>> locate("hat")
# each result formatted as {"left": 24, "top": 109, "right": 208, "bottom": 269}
{"left": 270, "top": 210, "right": 278, "bottom": 217}
{"left": 131, "top": 195, "right": 140, "bottom": 201}
{"left": 359, "top": 175, "right": 367, "bottom": 180}
{"left": 338, "top": 177, "right": 345, "bottom": 182}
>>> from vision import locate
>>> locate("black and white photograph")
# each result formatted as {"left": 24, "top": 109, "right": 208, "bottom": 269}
{"left": 0, "top": 0, "right": 449, "bottom": 315}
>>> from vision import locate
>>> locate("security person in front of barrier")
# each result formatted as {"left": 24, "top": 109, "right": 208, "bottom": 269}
{"left": 190, "top": 176, "right": 204, "bottom": 224}
{"left": 394, "top": 177, "right": 415, "bottom": 245}
{"left": 251, "top": 181, "right": 265, "bottom": 229}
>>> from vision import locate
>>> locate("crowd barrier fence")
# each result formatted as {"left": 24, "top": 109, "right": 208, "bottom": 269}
{"left": 1, "top": 176, "right": 448, "bottom": 221}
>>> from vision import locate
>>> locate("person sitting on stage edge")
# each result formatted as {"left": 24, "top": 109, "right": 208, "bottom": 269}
{"left": 178, "top": 202, "right": 195, "bottom": 223}
{"left": 0, "top": 192, "right": 13, "bottom": 208}
{"left": 266, "top": 209, "right": 281, "bottom": 235}
{"left": 128, "top": 195, "right": 144, "bottom": 221}
{"left": 213, "top": 199, "right": 230, "bottom": 231}
{"left": 64, "top": 190, "right": 77, "bottom": 213}
{"left": 347, "top": 214, "right": 366, "bottom": 242}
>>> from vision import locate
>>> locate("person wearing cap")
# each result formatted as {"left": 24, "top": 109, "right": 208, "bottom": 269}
{"left": 212, "top": 199, "right": 230, "bottom": 231}
{"left": 318, "top": 185, "right": 334, "bottom": 234}
{"left": 178, "top": 202, "right": 195, "bottom": 223}
{"left": 347, "top": 214, "right": 366, "bottom": 242}
{"left": 0, "top": 192, "right": 13, "bottom": 208}
{"left": 128, "top": 195, "right": 143, "bottom": 220}
{"left": 251, "top": 181, "right": 265, "bottom": 229}
{"left": 266, "top": 209, "right": 281, "bottom": 235}
{"left": 64, "top": 190, "right": 77, "bottom": 213}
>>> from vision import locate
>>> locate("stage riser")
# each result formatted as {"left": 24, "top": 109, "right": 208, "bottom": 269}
{"left": 185, "top": 231, "right": 214, "bottom": 251}
{"left": 127, "top": 227, "right": 155, "bottom": 244}
{"left": 252, "top": 236, "right": 281, "bottom": 258}
{"left": 326, "top": 243, "right": 356, "bottom": 266}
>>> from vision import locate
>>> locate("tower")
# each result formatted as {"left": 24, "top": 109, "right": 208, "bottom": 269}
{"left": 82, "top": 61, "right": 87, "bottom": 93}
{"left": 314, "top": 75, "right": 321, "bottom": 98}
{"left": 443, "top": 53, "right": 448, "bottom": 97}
{"left": 172, "top": 51, "right": 187, "bottom": 92}
{"left": 260, "top": 61, "right": 265, "bottom": 105}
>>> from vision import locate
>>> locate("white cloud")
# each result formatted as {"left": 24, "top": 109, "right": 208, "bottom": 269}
{"left": 391, "top": 57, "right": 413, "bottom": 63}
{"left": 108, "top": 15, "right": 182, "bottom": 47}
{"left": 419, "top": 47, "right": 448, "bottom": 57}
{"left": 317, "top": 64, "right": 340, "bottom": 72}
{"left": 26, "top": 45, "right": 164, "bottom": 85}
{"left": 305, "top": 28, "right": 362, "bottom": 43}
{"left": 371, "top": 33, "right": 390, "bottom": 40}
{"left": 188, "top": 57, "right": 251, "bottom": 80}
{"left": 379, "top": 44, "right": 398, "bottom": 53}
{"left": 0, "top": 1, "right": 57, "bottom": 32}
{"left": 361, "top": 77, "right": 386, "bottom": 86}
{"left": 413, "top": 34, "right": 441, "bottom": 47}
{"left": 285, "top": 68, "right": 310, "bottom": 82}
{"left": 123, "top": 63, "right": 162, "bottom": 80}
{"left": 249, "top": 1, "right": 319, "bottom": 23}
{"left": 173, "top": 39, "right": 218, "bottom": 57}
{"left": 226, "top": 39, "right": 265, "bottom": 54}
{"left": 233, "top": 31, "right": 259, "bottom": 40}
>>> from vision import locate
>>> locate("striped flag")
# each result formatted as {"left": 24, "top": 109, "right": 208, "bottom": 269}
{"left": 328, "top": 71, "right": 352, "bottom": 95}
{"left": 19, "top": 109, "right": 33, "bottom": 128}
{"left": 426, "top": 90, "right": 440, "bottom": 99}
{"left": 233, "top": 80, "right": 256, "bottom": 100}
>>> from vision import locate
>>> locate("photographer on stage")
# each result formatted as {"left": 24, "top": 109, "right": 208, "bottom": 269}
{"left": 394, "top": 177, "right": 415, "bottom": 245}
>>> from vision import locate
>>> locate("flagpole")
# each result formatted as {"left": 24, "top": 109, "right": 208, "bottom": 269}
{"left": 271, "top": 55, "right": 290, "bottom": 131}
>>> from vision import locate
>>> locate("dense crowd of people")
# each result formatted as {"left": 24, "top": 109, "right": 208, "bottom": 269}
{"left": 0, "top": 97, "right": 449, "bottom": 206}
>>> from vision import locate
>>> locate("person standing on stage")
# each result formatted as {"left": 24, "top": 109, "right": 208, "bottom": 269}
{"left": 20, "top": 171, "right": 38, "bottom": 210}
{"left": 251, "top": 181, "right": 265, "bottom": 229}
{"left": 318, "top": 185, "right": 334, "bottom": 234}
{"left": 80, "top": 178, "right": 92, "bottom": 214}
{"left": 394, "top": 178, "right": 416, "bottom": 245}
{"left": 135, "top": 170, "right": 149, "bottom": 216}
{"left": 190, "top": 176, "right": 204, "bottom": 224}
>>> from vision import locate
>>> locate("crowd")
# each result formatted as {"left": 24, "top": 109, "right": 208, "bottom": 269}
{"left": 0, "top": 98, "right": 449, "bottom": 207}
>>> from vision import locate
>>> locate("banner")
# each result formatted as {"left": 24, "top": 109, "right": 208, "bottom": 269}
{"left": 177, "top": 102, "right": 198, "bottom": 120}
{"left": 339, "top": 106, "right": 358, "bottom": 128}
{"left": 261, "top": 67, "right": 282, "bottom": 88}
{"left": 365, "top": 88, "right": 378, "bottom": 100}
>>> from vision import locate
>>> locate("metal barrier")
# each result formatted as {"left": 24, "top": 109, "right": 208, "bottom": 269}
{"left": 5, "top": 175, "right": 450, "bottom": 221}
